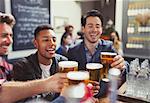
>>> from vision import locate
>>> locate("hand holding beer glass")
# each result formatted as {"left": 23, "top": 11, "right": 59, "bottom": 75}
{"left": 100, "top": 52, "right": 117, "bottom": 79}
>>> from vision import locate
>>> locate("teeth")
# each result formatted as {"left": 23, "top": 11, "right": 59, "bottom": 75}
{"left": 2, "top": 46, "right": 9, "bottom": 48}
{"left": 47, "top": 48, "right": 54, "bottom": 51}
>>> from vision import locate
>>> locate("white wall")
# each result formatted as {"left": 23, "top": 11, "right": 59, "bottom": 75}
{"left": 51, "top": 0, "right": 81, "bottom": 48}
{"left": 115, "top": 0, "right": 123, "bottom": 55}
{"left": 7, "top": 0, "right": 82, "bottom": 59}
{"left": 115, "top": 0, "right": 123, "bottom": 39}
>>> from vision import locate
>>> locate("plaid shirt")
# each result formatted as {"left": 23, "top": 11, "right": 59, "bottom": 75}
{"left": 0, "top": 56, "right": 13, "bottom": 81}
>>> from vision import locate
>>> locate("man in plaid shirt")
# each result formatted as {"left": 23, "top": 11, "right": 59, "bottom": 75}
{"left": 0, "top": 12, "right": 15, "bottom": 80}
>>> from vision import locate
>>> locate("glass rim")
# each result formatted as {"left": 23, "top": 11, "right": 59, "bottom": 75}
{"left": 108, "top": 68, "right": 121, "bottom": 76}
{"left": 101, "top": 52, "right": 117, "bottom": 56}
{"left": 86, "top": 63, "right": 103, "bottom": 69}
{"left": 67, "top": 71, "right": 89, "bottom": 80}
{"left": 58, "top": 61, "right": 78, "bottom": 68}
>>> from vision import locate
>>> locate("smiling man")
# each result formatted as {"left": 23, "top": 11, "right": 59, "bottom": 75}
{"left": 67, "top": 10, "right": 128, "bottom": 98}
{"left": 0, "top": 12, "right": 15, "bottom": 80}
{"left": 13, "top": 24, "right": 68, "bottom": 102}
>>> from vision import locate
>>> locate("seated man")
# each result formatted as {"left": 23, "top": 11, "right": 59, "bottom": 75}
{"left": 13, "top": 24, "right": 68, "bottom": 102}
{"left": 0, "top": 12, "right": 14, "bottom": 81}
{"left": 0, "top": 12, "right": 67, "bottom": 103}
{"left": 67, "top": 10, "right": 128, "bottom": 98}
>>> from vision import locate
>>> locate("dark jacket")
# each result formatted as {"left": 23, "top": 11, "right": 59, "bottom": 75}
{"left": 13, "top": 52, "right": 68, "bottom": 102}
{"left": 67, "top": 40, "right": 128, "bottom": 98}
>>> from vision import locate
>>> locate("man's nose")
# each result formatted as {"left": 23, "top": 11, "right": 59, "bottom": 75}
{"left": 93, "top": 26, "right": 98, "bottom": 31}
{"left": 6, "top": 35, "right": 13, "bottom": 44}
{"left": 49, "top": 38, "right": 55, "bottom": 46}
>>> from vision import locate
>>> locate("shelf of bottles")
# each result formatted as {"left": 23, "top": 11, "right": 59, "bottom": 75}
{"left": 126, "top": 0, "right": 150, "bottom": 50}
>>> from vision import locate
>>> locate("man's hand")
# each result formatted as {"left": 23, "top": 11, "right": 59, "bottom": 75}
{"left": 111, "top": 55, "right": 125, "bottom": 70}
{"left": 45, "top": 73, "right": 68, "bottom": 93}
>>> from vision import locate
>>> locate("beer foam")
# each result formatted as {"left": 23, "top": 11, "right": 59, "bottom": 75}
{"left": 108, "top": 68, "right": 121, "bottom": 76}
{"left": 86, "top": 63, "right": 103, "bottom": 70}
{"left": 58, "top": 61, "right": 78, "bottom": 68}
{"left": 101, "top": 52, "right": 117, "bottom": 56}
{"left": 102, "top": 78, "right": 110, "bottom": 82}
{"left": 67, "top": 71, "right": 89, "bottom": 80}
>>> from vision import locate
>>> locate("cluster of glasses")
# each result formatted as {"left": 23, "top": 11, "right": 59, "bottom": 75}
{"left": 126, "top": 58, "right": 150, "bottom": 100}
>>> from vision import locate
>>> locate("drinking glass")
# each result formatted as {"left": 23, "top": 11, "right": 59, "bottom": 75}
{"left": 86, "top": 63, "right": 103, "bottom": 82}
{"left": 58, "top": 61, "right": 78, "bottom": 73}
{"left": 100, "top": 52, "right": 117, "bottom": 79}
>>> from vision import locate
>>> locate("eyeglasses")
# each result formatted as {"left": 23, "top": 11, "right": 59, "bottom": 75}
{"left": 0, "top": 13, "right": 15, "bottom": 27}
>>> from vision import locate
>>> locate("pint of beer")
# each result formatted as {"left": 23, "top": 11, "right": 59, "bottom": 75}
{"left": 101, "top": 52, "right": 117, "bottom": 64}
{"left": 86, "top": 63, "right": 103, "bottom": 82}
{"left": 100, "top": 52, "right": 117, "bottom": 79}
{"left": 58, "top": 61, "right": 78, "bottom": 73}
{"left": 67, "top": 71, "right": 89, "bottom": 85}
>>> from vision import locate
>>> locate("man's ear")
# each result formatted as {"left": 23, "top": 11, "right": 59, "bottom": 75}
{"left": 33, "top": 38, "right": 38, "bottom": 48}
{"left": 81, "top": 26, "right": 85, "bottom": 33}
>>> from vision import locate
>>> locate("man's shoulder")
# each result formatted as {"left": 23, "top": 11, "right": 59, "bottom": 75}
{"left": 13, "top": 53, "right": 37, "bottom": 65}
{"left": 69, "top": 41, "right": 83, "bottom": 51}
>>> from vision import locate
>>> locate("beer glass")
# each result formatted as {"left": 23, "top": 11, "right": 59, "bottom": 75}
{"left": 100, "top": 52, "right": 117, "bottom": 79}
{"left": 86, "top": 63, "right": 103, "bottom": 82}
{"left": 58, "top": 61, "right": 78, "bottom": 73}
{"left": 67, "top": 71, "right": 89, "bottom": 85}
{"left": 108, "top": 68, "right": 121, "bottom": 103}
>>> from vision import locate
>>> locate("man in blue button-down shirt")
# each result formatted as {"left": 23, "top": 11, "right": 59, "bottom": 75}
{"left": 67, "top": 10, "right": 128, "bottom": 98}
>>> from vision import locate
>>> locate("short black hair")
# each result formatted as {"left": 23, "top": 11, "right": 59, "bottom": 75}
{"left": 34, "top": 24, "right": 54, "bottom": 38}
{"left": 81, "top": 9, "right": 103, "bottom": 27}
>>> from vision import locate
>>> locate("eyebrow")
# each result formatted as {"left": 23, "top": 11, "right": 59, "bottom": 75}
{"left": 41, "top": 35, "right": 56, "bottom": 38}
{"left": 87, "top": 23, "right": 101, "bottom": 26}
{"left": 0, "top": 32, "right": 13, "bottom": 36}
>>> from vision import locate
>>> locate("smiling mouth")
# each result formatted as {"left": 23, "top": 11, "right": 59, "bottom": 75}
{"left": 46, "top": 48, "right": 55, "bottom": 53}
{"left": 1, "top": 46, "right": 9, "bottom": 49}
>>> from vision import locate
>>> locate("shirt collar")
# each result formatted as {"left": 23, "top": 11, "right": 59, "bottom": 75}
{"left": 84, "top": 40, "right": 101, "bottom": 52}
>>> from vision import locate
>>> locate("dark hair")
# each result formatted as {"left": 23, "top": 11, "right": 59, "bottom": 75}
{"left": 0, "top": 12, "right": 16, "bottom": 27}
{"left": 34, "top": 24, "right": 54, "bottom": 38}
{"left": 60, "top": 33, "right": 70, "bottom": 45}
{"left": 113, "top": 31, "right": 120, "bottom": 41}
{"left": 110, "top": 30, "right": 120, "bottom": 41}
{"left": 64, "top": 25, "right": 74, "bottom": 32}
{"left": 81, "top": 9, "right": 103, "bottom": 27}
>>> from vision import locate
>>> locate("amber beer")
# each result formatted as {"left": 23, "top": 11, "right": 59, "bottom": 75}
{"left": 100, "top": 52, "right": 117, "bottom": 79}
{"left": 86, "top": 63, "right": 103, "bottom": 82}
{"left": 58, "top": 61, "right": 78, "bottom": 73}
{"left": 101, "top": 52, "right": 117, "bottom": 64}
{"left": 67, "top": 71, "right": 89, "bottom": 85}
